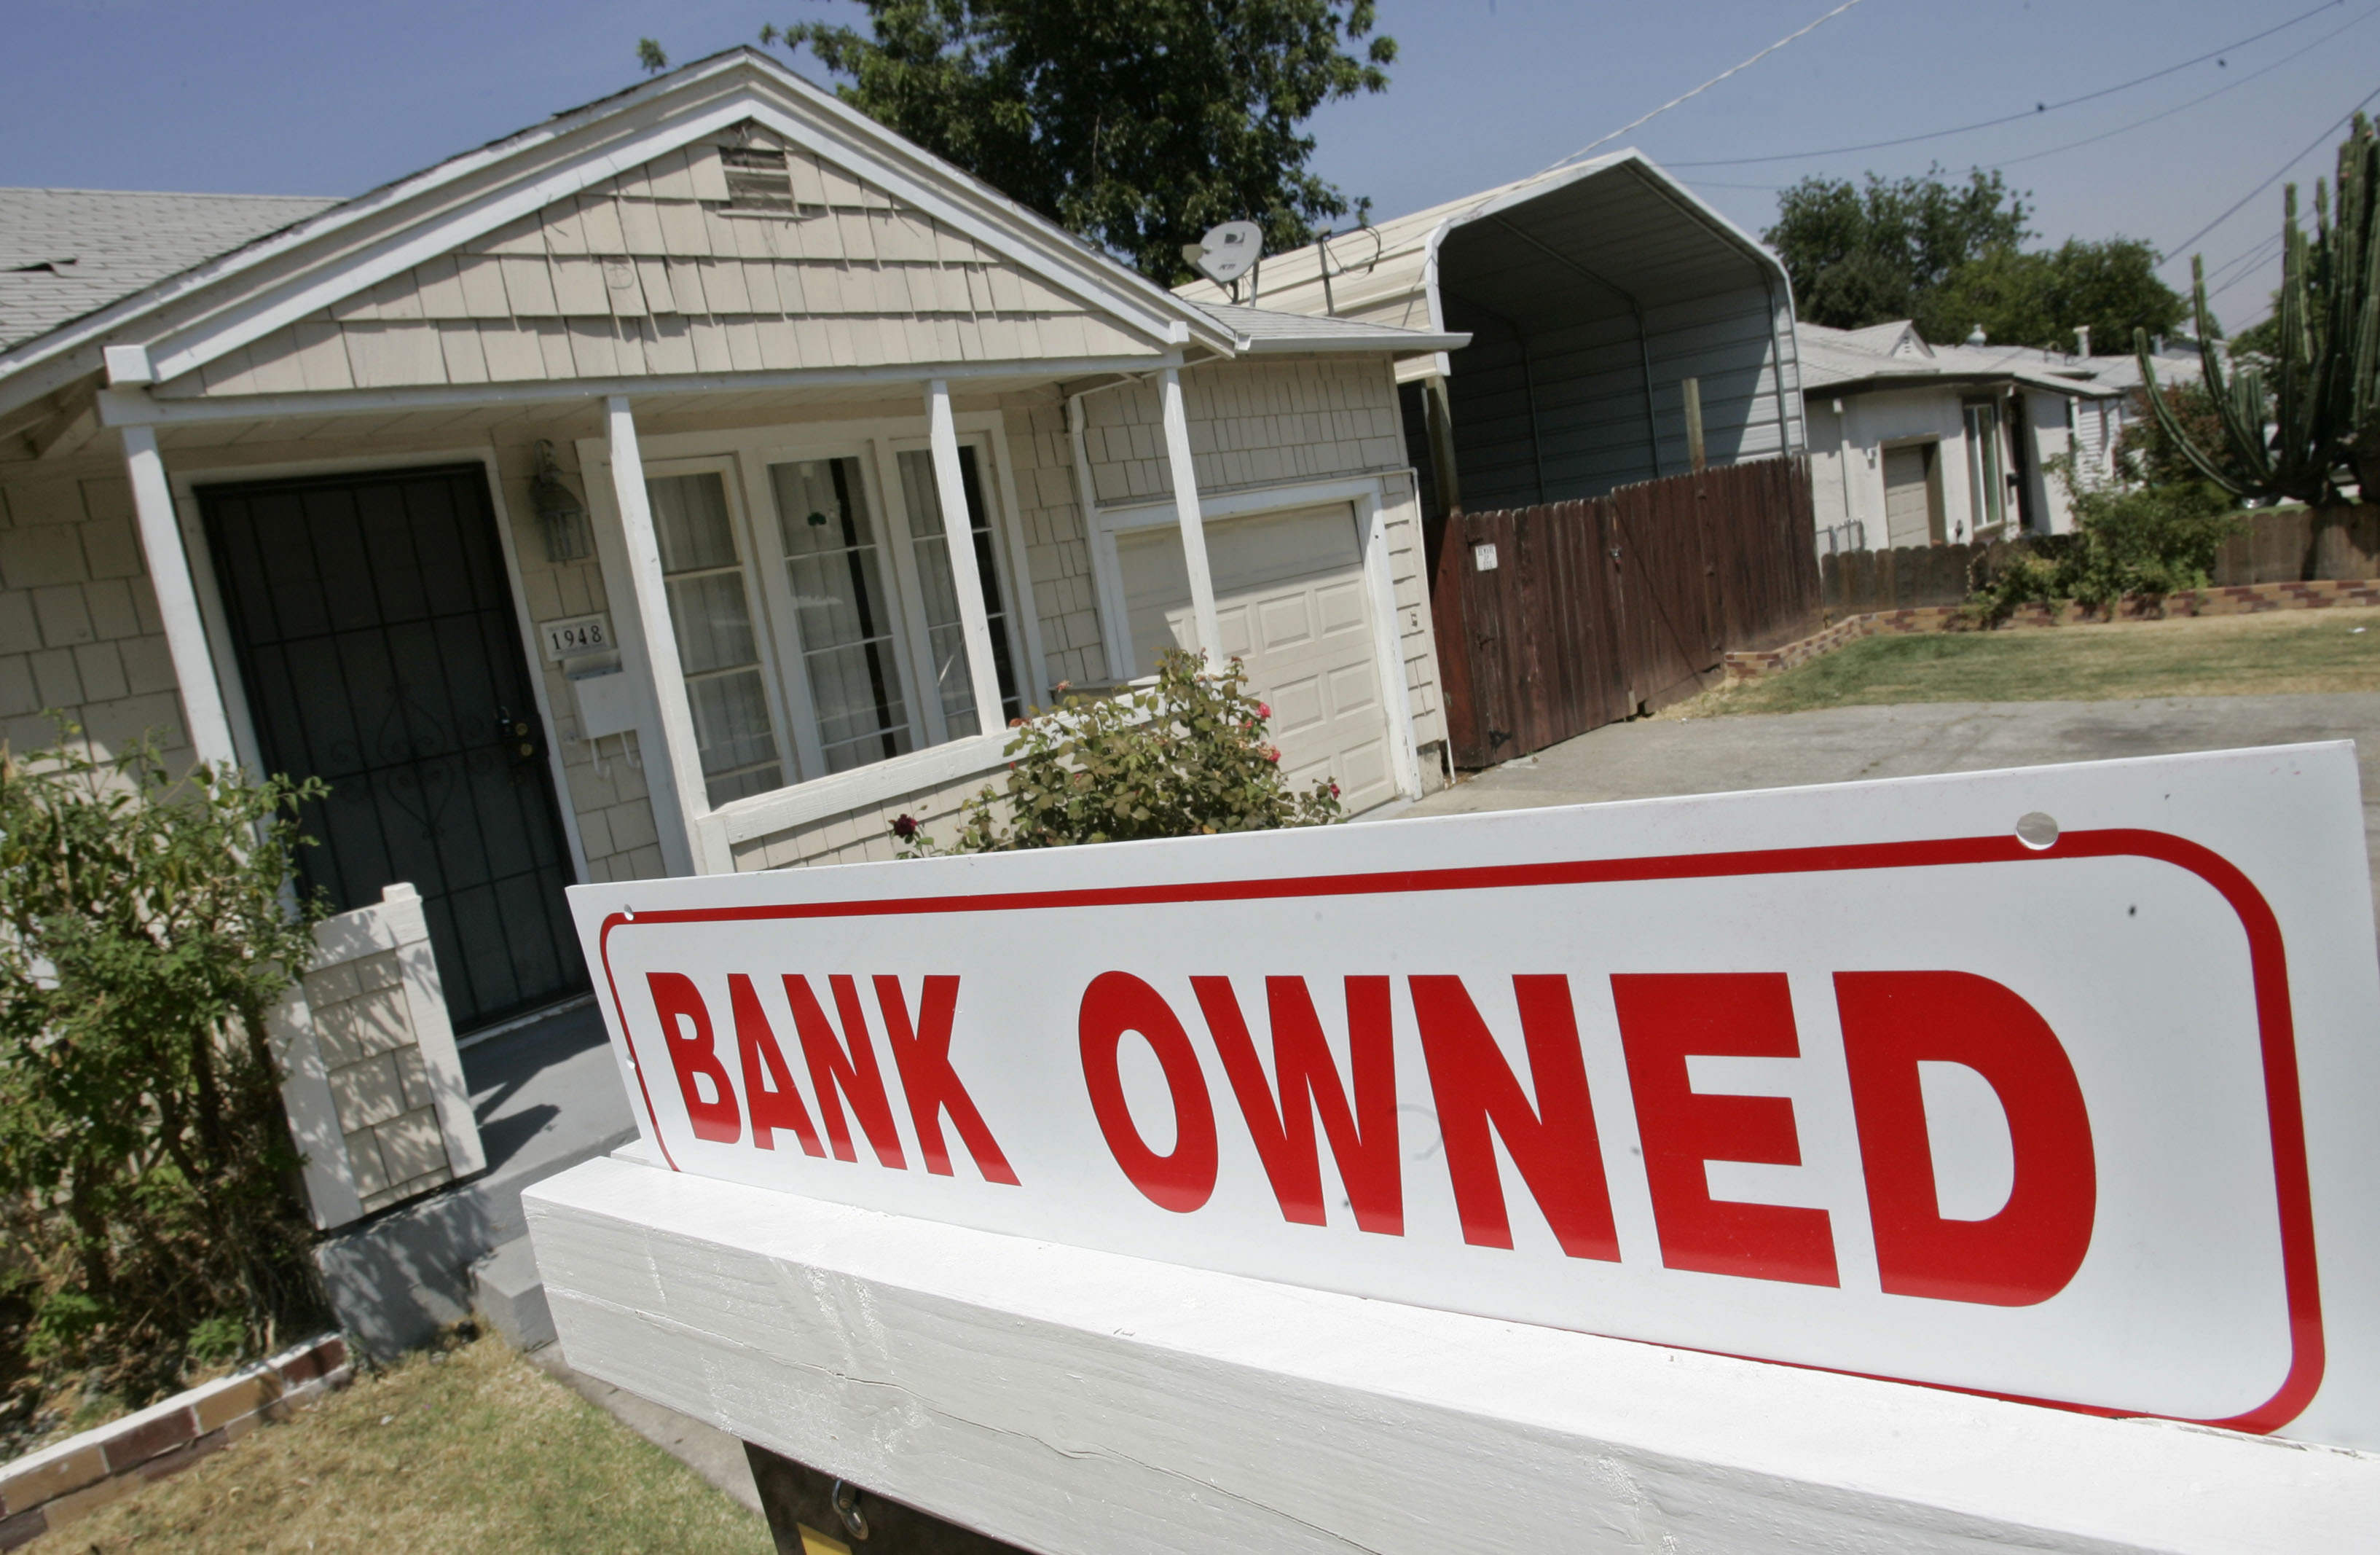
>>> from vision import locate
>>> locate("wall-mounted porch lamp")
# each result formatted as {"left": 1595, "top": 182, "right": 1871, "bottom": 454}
{"left": 533, "top": 439, "right": 591, "bottom": 562}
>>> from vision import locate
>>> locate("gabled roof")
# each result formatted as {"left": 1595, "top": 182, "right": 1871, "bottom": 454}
{"left": 1174, "top": 151, "right": 1788, "bottom": 336}
{"left": 0, "top": 189, "right": 337, "bottom": 353}
{"left": 9, "top": 47, "right": 1375, "bottom": 418}
{"left": 1799, "top": 321, "right": 2120, "bottom": 398}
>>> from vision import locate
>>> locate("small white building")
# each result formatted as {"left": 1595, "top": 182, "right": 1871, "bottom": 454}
{"left": 1802, "top": 322, "right": 2211, "bottom": 553}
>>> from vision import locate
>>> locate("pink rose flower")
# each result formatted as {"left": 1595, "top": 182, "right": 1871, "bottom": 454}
{"left": 1257, "top": 702, "right": 1272, "bottom": 718}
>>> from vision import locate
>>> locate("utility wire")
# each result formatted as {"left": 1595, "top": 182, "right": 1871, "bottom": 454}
{"left": 1989, "top": 7, "right": 2374, "bottom": 171}
{"left": 1537, "top": 0, "right": 1867, "bottom": 175}
{"left": 2160, "top": 82, "right": 2380, "bottom": 262}
{"left": 1667, "top": 0, "right": 2345, "bottom": 168}
{"left": 1681, "top": 7, "right": 2373, "bottom": 197}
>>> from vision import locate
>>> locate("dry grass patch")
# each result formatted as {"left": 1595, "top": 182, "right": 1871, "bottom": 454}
{"left": 38, "top": 1331, "right": 771, "bottom": 1554}
{"left": 1675, "top": 607, "right": 2380, "bottom": 718}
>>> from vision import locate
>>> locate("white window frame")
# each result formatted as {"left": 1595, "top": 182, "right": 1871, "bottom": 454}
{"left": 577, "top": 408, "right": 1048, "bottom": 865}
{"left": 638, "top": 453, "right": 802, "bottom": 806}
{"left": 881, "top": 431, "right": 1036, "bottom": 739}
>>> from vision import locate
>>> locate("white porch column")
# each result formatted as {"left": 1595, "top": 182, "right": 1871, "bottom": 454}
{"left": 925, "top": 378, "right": 1007, "bottom": 728}
{"left": 1158, "top": 367, "right": 1222, "bottom": 659}
{"left": 605, "top": 395, "right": 712, "bottom": 874}
{"left": 119, "top": 425, "right": 237, "bottom": 769}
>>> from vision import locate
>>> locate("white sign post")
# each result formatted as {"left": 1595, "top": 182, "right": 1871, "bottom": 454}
{"left": 533, "top": 745, "right": 2380, "bottom": 1550}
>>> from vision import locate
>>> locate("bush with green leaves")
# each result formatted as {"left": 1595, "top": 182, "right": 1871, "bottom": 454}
{"left": 893, "top": 649, "right": 1340, "bottom": 853}
{"left": 0, "top": 728, "right": 329, "bottom": 1419}
{"left": 1968, "top": 463, "right": 2240, "bottom": 623}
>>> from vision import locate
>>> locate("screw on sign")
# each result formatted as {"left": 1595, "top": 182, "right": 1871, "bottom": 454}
{"left": 573, "top": 744, "right": 2380, "bottom": 1451}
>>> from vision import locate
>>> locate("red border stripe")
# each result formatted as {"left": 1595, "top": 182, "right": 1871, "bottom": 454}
{"left": 594, "top": 827, "right": 2322, "bottom": 1434}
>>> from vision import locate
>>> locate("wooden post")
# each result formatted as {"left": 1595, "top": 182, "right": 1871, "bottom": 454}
{"left": 1684, "top": 376, "right": 1708, "bottom": 474}
{"left": 605, "top": 394, "right": 713, "bottom": 872}
{"left": 1157, "top": 366, "right": 1222, "bottom": 659}
{"left": 119, "top": 425, "right": 238, "bottom": 768}
{"left": 927, "top": 378, "right": 1008, "bottom": 728}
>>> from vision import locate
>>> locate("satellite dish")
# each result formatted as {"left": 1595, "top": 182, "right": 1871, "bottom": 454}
{"left": 1185, "top": 220, "right": 1262, "bottom": 287}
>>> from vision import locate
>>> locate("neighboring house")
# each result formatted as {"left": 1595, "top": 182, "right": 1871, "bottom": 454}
{"left": 1802, "top": 321, "right": 2213, "bottom": 554}
{"left": 0, "top": 48, "right": 1464, "bottom": 1041}
{"left": 1177, "top": 153, "right": 1805, "bottom": 549}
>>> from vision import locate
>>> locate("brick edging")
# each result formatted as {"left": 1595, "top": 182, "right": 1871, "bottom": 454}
{"left": 1724, "top": 578, "right": 2380, "bottom": 682}
{"left": 0, "top": 1332, "right": 350, "bottom": 1548}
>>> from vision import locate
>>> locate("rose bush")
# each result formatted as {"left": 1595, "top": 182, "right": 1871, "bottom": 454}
{"left": 892, "top": 650, "right": 1341, "bottom": 853}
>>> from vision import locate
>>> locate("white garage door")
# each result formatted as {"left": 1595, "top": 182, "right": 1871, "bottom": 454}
{"left": 1115, "top": 504, "right": 1399, "bottom": 814}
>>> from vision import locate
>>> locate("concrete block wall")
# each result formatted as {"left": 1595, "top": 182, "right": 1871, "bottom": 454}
{"left": 0, "top": 468, "right": 188, "bottom": 765}
{"left": 305, "top": 947, "right": 457, "bottom": 1214}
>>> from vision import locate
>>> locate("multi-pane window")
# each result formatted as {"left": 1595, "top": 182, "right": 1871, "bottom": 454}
{"left": 647, "top": 472, "right": 783, "bottom": 805}
{"left": 769, "top": 458, "right": 914, "bottom": 773}
{"left": 895, "top": 446, "right": 1022, "bottom": 735}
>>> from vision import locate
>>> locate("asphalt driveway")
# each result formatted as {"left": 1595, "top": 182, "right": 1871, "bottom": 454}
{"left": 1405, "top": 693, "right": 2380, "bottom": 926}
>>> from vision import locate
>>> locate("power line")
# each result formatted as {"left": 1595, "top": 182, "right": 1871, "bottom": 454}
{"left": 1538, "top": 0, "right": 1868, "bottom": 175}
{"left": 2159, "top": 83, "right": 2380, "bottom": 262}
{"left": 1987, "top": 7, "right": 2374, "bottom": 171}
{"left": 1686, "top": 9, "right": 2372, "bottom": 203}
{"left": 1666, "top": 0, "right": 2345, "bottom": 168}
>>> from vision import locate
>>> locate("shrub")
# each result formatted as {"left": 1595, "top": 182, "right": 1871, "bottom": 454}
{"left": 1967, "top": 461, "right": 2241, "bottom": 624}
{"left": 0, "top": 727, "right": 329, "bottom": 1420}
{"left": 893, "top": 650, "right": 1341, "bottom": 853}
{"left": 2056, "top": 477, "right": 2240, "bottom": 611}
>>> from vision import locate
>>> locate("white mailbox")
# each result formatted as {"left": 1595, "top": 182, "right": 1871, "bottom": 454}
{"left": 568, "top": 665, "right": 639, "bottom": 740}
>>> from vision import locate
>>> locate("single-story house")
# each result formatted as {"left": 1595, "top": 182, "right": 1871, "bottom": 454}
{"left": 0, "top": 48, "right": 1464, "bottom": 1038}
{"left": 1176, "top": 154, "right": 1806, "bottom": 557}
{"left": 1800, "top": 321, "right": 2212, "bottom": 553}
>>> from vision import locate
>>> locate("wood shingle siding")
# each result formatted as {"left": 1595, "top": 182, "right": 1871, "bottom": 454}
{"left": 159, "top": 127, "right": 1160, "bottom": 399}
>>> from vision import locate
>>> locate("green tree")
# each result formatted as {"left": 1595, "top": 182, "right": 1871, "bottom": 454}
{"left": 1764, "top": 166, "right": 2031, "bottom": 332}
{"left": 1919, "top": 238, "right": 2187, "bottom": 353}
{"left": 759, "top": 0, "right": 1394, "bottom": 283}
{"left": 2116, "top": 381, "right": 2255, "bottom": 490}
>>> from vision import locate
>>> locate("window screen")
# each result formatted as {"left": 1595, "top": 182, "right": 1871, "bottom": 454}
{"left": 647, "top": 471, "right": 783, "bottom": 805}
{"left": 769, "top": 458, "right": 914, "bottom": 773}
{"left": 896, "top": 445, "right": 1021, "bottom": 735}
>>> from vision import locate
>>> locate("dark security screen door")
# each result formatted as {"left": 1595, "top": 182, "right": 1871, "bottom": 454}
{"left": 200, "top": 466, "right": 586, "bottom": 1033}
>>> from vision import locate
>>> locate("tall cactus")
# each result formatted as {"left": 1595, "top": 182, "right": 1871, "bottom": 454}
{"left": 2140, "top": 114, "right": 2380, "bottom": 506}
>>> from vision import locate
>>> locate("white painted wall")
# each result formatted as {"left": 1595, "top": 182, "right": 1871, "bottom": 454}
{"left": 530, "top": 1155, "right": 2380, "bottom": 1555}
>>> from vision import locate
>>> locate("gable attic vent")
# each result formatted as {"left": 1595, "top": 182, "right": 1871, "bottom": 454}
{"left": 719, "top": 144, "right": 798, "bottom": 215}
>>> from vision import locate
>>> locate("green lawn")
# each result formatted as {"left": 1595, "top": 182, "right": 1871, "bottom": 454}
{"left": 1685, "top": 607, "right": 2380, "bottom": 718}
{"left": 45, "top": 1331, "right": 772, "bottom": 1554}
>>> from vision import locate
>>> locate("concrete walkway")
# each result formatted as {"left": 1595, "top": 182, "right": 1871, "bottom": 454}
{"left": 313, "top": 998, "right": 636, "bottom": 1358}
{"left": 1406, "top": 693, "right": 2380, "bottom": 923}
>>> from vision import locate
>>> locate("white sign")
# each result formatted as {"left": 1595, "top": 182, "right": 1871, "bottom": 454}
{"left": 569, "top": 745, "right": 2380, "bottom": 1449}
{"left": 1473, "top": 541, "right": 1499, "bottom": 572}
{"left": 540, "top": 613, "right": 613, "bottom": 661}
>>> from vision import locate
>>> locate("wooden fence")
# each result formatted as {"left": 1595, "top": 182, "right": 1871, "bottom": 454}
{"left": 1823, "top": 504, "right": 2380, "bottom": 615}
{"left": 1432, "top": 457, "right": 1821, "bottom": 767}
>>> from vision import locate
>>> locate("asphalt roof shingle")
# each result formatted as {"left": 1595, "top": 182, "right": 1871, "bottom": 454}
{"left": 0, "top": 187, "right": 337, "bottom": 353}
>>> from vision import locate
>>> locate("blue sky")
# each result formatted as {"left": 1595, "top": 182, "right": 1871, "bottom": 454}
{"left": 8, "top": 0, "right": 2373, "bottom": 332}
